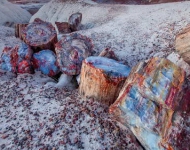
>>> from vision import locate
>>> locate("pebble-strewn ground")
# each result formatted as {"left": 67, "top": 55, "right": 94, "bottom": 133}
{"left": 0, "top": 70, "right": 143, "bottom": 150}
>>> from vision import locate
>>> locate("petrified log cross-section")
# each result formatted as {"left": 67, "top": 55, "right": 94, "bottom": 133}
{"left": 79, "top": 56, "right": 131, "bottom": 106}
{"left": 175, "top": 24, "right": 190, "bottom": 64}
{"left": 55, "top": 33, "right": 93, "bottom": 76}
{"left": 21, "top": 18, "right": 57, "bottom": 52}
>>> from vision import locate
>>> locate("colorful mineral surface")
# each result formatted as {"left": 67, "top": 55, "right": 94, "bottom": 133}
{"left": 22, "top": 19, "right": 57, "bottom": 51}
{"left": 55, "top": 33, "right": 93, "bottom": 75}
{"left": 85, "top": 56, "right": 131, "bottom": 80}
{"left": 0, "top": 42, "right": 33, "bottom": 74}
{"left": 32, "top": 50, "right": 59, "bottom": 76}
{"left": 110, "top": 57, "right": 186, "bottom": 150}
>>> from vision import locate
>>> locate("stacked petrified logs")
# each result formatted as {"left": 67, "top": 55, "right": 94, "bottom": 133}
{"left": 1, "top": 13, "right": 85, "bottom": 77}
{"left": 1, "top": 10, "right": 190, "bottom": 150}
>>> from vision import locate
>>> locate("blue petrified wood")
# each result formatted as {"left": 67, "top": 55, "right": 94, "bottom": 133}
{"left": 110, "top": 57, "right": 186, "bottom": 150}
{"left": 0, "top": 42, "right": 33, "bottom": 73}
{"left": 32, "top": 50, "right": 59, "bottom": 76}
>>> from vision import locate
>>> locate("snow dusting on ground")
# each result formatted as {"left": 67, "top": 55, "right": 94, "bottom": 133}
{"left": 0, "top": 0, "right": 190, "bottom": 149}
{"left": 32, "top": 0, "right": 190, "bottom": 67}
{"left": 0, "top": 71, "right": 142, "bottom": 149}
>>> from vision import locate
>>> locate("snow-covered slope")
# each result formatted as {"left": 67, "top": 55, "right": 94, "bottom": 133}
{"left": 0, "top": 0, "right": 31, "bottom": 27}
{"left": 0, "top": 26, "right": 21, "bottom": 55}
{"left": 31, "top": 0, "right": 190, "bottom": 67}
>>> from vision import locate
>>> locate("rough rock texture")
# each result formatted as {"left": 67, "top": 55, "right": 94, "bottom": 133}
{"left": 79, "top": 56, "right": 131, "bottom": 106}
{"left": 15, "top": 23, "right": 28, "bottom": 40}
{"left": 55, "top": 33, "right": 93, "bottom": 75}
{"left": 0, "top": 70, "right": 143, "bottom": 150}
{"left": 0, "top": 0, "right": 31, "bottom": 27}
{"left": 32, "top": 50, "right": 60, "bottom": 76}
{"left": 68, "top": 12, "right": 82, "bottom": 32}
{"left": 55, "top": 22, "right": 71, "bottom": 34}
{"left": 110, "top": 57, "right": 186, "bottom": 150}
{"left": 0, "top": 42, "right": 33, "bottom": 74}
{"left": 175, "top": 24, "right": 190, "bottom": 64}
{"left": 31, "top": 0, "right": 190, "bottom": 67}
{"left": 22, "top": 19, "right": 57, "bottom": 52}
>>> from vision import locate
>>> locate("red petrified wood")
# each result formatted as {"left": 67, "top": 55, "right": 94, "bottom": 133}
{"left": 55, "top": 22, "right": 71, "bottom": 34}
{"left": 15, "top": 23, "right": 28, "bottom": 40}
{"left": 22, "top": 18, "right": 58, "bottom": 52}
{"left": 79, "top": 56, "right": 131, "bottom": 106}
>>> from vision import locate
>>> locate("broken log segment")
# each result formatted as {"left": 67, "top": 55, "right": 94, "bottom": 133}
{"left": 175, "top": 24, "right": 190, "bottom": 64}
{"left": 32, "top": 50, "right": 60, "bottom": 77}
{"left": 109, "top": 57, "right": 185, "bottom": 150}
{"left": 21, "top": 19, "right": 57, "bottom": 52}
{"left": 98, "top": 47, "right": 118, "bottom": 61}
{"left": 15, "top": 23, "right": 28, "bottom": 40}
{"left": 0, "top": 42, "right": 33, "bottom": 74}
{"left": 55, "top": 22, "right": 71, "bottom": 34}
{"left": 55, "top": 33, "right": 93, "bottom": 75}
{"left": 68, "top": 12, "right": 82, "bottom": 32}
{"left": 79, "top": 56, "right": 131, "bottom": 106}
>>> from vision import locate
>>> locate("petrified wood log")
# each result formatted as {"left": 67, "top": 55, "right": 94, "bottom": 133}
{"left": 55, "top": 22, "right": 71, "bottom": 34}
{"left": 55, "top": 33, "right": 93, "bottom": 75}
{"left": 68, "top": 13, "right": 82, "bottom": 32}
{"left": 22, "top": 18, "right": 57, "bottom": 52}
{"left": 175, "top": 25, "right": 190, "bottom": 64}
{"left": 79, "top": 56, "right": 131, "bottom": 106}
{"left": 32, "top": 50, "right": 60, "bottom": 77}
{"left": 109, "top": 57, "right": 185, "bottom": 150}
{"left": 15, "top": 23, "right": 28, "bottom": 40}
{"left": 0, "top": 42, "right": 33, "bottom": 74}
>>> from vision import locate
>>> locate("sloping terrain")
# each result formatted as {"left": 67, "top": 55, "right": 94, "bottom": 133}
{"left": 31, "top": 0, "right": 190, "bottom": 67}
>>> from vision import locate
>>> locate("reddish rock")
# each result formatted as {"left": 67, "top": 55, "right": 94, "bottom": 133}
{"left": 68, "top": 13, "right": 82, "bottom": 32}
{"left": 55, "top": 33, "right": 93, "bottom": 75}
{"left": 0, "top": 42, "right": 33, "bottom": 74}
{"left": 22, "top": 18, "right": 57, "bottom": 52}
{"left": 55, "top": 22, "right": 71, "bottom": 34}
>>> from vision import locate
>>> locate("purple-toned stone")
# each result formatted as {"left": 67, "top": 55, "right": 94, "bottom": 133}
{"left": 55, "top": 33, "right": 93, "bottom": 75}
{"left": 68, "top": 13, "right": 82, "bottom": 32}
{"left": 0, "top": 42, "right": 33, "bottom": 74}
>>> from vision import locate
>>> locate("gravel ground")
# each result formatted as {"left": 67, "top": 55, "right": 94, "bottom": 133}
{"left": 0, "top": 70, "right": 143, "bottom": 150}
